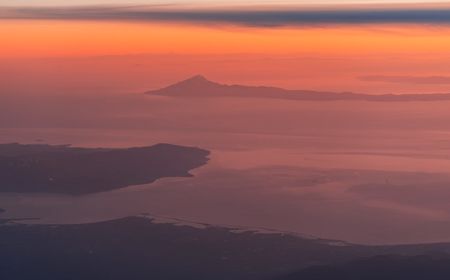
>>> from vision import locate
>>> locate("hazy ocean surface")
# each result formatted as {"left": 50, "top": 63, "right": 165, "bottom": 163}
{"left": 2, "top": 97, "right": 450, "bottom": 245}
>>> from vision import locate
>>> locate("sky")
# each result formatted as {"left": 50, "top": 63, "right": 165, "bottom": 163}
{"left": 4, "top": 0, "right": 450, "bottom": 6}
{"left": 2, "top": 1, "right": 450, "bottom": 94}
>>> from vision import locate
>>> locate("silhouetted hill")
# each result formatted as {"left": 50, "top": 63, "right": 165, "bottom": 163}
{"left": 0, "top": 143, "right": 209, "bottom": 195}
{"left": 0, "top": 216, "right": 357, "bottom": 280}
{"left": 276, "top": 254, "right": 450, "bottom": 280}
{"left": 146, "top": 75, "right": 450, "bottom": 102}
{"left": 3, "top": 216, "right": 450, "bottom": 280}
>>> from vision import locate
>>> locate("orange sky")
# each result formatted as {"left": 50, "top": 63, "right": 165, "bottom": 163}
{"left": 2, "top": 20, "right": 450, "bottom": 94}
{"left": 2, "top": 20, "right": 450, "bottom": 57}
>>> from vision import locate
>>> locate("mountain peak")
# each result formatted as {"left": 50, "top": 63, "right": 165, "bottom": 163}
{"left": 186, "top": 75, "right": 209, "bottom": 82}
{"left": 176, "top": 75, "right": 218, "bottom": 87}
{"left": 145, "top": 75, "right": 225, "bottom": 96}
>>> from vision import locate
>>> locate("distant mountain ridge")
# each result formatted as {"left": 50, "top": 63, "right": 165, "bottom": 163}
{"left": 146, "top": 75, "right": 450, "bottom": 102}
{"left": 275, "top": 254, "right": 450, "bottom": 280}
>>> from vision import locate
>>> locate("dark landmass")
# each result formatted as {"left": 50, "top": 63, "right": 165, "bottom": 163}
{"left": 0, "top": 209, "right": 38, "bottom": 225}
{"left": 0, "top": 143, "right": 209, "bottom": 195}
{"left": 276, "top": 254, "right": 450, "bottom": 280}
{"left": 2, "top": 216, "right": 450, "bottom": 280}
{"left": 0, "top": 208, "right": 6, "bottom": 224}
{"left": 146, "top": 75, "right": 450, "bottom": 102}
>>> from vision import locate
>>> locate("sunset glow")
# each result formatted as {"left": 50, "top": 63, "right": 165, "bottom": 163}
{"left": 2, "top": 17, "right": 450, "bottom": 94}
{"left": 3, "top": 21, "right": 450, "bottom": 57}
{"left": 5, "top": 2, "right": 450, "bottom": 278}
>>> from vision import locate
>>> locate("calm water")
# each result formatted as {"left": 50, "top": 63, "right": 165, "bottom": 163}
{"left": 2, "top": 97, "right": 450, "bottom": 245}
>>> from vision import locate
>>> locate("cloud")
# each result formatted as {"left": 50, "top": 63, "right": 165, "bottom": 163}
{"left": 359, "top": 75, "right": 450, "bottom": 84}
{"left": 3, "top": 5, "right": 450, "bottom": 27}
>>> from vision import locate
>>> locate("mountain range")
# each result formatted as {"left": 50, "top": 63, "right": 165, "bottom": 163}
{"left": 146, "top": 75, "right": 450, "bottom": 102}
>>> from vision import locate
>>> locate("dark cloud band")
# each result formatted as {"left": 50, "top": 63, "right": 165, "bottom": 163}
{"left": 3, "top": 6, "right": 450, "bottom": 26}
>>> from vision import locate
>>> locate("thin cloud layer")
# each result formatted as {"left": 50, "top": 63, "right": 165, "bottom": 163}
{"left": 3, "top": 5, "right": 450, "bottom": 26}
{"left": 360, "top": 75, "right": 450, "bottom": 84}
